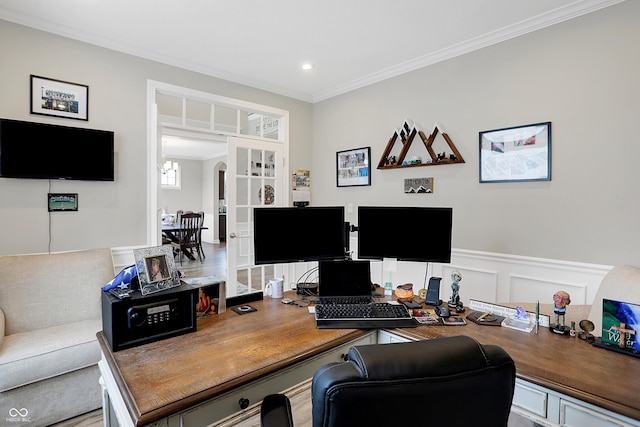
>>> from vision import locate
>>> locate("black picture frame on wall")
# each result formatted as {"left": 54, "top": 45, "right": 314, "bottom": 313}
{"left": 30, "top": 75, "right": 89, "bottom": 121}
{"left": 479, "top": 122, "right": 551, "bottom": 183}
{"left": 336, "top": 147, "right": 371, "bottom": 187}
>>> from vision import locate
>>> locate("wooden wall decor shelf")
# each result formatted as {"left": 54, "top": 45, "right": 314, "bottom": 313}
{"left": 377, "top": 120, "right": 465, "bottom": 169}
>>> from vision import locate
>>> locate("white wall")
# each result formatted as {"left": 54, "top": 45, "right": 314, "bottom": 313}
{"left": 0, "top": 20, "right": 313, "bottom": 255}
{"left": 311, "top": 1, "right": 640, "bottom": 267}
{"left": 160, "top": 158, "right": 204, "bottom": 215}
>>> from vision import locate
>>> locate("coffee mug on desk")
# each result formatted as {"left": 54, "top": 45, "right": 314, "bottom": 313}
{"left": 265, "top": 278, "right": 284, "bottom": 298}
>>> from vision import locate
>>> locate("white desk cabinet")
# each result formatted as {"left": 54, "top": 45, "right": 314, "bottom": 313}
{"left": 511, "top": 378, "right": 639, "bottom": 427}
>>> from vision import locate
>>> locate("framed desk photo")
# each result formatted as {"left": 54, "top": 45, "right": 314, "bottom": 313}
{"left": 134, "top": 246, "right": 180, "bottom": 295}
{"left": 479, "top": 122, "right": 551, "bottom": 183}
{"left": 30, "top": 75, "right": 89, "bottom": 121}
{"left": 337, "top": 147, "right": 371, "bottom": 187}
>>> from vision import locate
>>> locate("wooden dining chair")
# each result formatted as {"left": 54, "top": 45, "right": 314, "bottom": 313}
{"left": 171, "top": 212, "right": 203, "bottom": 265}
{"left": 196, "top": 211, "right": 206, "bottom": 260}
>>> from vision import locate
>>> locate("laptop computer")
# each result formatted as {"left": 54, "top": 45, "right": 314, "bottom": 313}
{"left": 592, "top": 298, "right": 640, "bottom": 358}
{"left": 317, "top": 259, "right": 374, "bottom": 304}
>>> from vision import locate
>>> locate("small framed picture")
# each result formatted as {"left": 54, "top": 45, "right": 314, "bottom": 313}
{"left": 48, "top": 193, "right": 78, "bottom": 212}
{"left": 134, "top": 246, "right": 180, "bottom": 295}
{"left": 336, "top": 147, "right": 371, "bottom": 187}
{"left": 479, "top": 122, "right": 551, "bottom": 183}
{"left": 30, "top": 75, "right": 89, "bottom": 121}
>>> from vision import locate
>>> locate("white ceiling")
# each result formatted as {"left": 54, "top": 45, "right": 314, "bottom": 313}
{"left": 0, "top": 0, "right": 625, "bottom": 104}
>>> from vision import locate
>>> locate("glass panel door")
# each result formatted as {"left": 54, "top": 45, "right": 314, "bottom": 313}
{"left": 227, "top": 137, "right": 285, "bottom": 297}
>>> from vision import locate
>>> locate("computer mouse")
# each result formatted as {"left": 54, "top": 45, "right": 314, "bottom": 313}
{"left": 435, "top": 305, "right": 450, "bottom": 318}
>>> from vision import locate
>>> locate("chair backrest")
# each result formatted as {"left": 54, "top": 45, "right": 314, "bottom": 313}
{"left": 311, "top": 335, "right": 515, "bottom": 427}
{"left": 178, "top": 212, "right": 202, "bottom": 244}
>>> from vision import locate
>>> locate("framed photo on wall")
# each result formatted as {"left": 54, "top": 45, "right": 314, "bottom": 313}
{"left": 30, "top": 75, "right": 89, "bottom": 121}
{"left": 479, "top": 122, "right": 551, "bottom": 183}
{"left": 336, "top": 147, "right": 371, "bottom": 187}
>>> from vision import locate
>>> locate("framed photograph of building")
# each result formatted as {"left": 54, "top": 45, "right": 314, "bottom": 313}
{"left": 336, "top": 147, "right": 371, "bottom": 187}
{"left": 479, "top": 122, "right": 551, "bottom": 183}
{"left": 30, "top": 75, "right": 89, "bottom": 121}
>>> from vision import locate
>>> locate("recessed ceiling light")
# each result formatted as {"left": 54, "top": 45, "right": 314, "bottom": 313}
{"left": 302, "top": 63, "right": 314, "bottom": 70}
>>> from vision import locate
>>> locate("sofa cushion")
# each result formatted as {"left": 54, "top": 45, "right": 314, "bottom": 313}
{"left": 0, "top": 248, "right": 114, "bottom": 335}
{"left": 0, "top": 318, "right": 101, "bottom": 392}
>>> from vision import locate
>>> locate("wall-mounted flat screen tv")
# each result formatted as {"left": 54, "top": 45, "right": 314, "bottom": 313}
{"left": 254, "top": 206, "right": 347, "bottom": 264}
{"left": 0, "top": 118, "right": 114, "bottom": 181}
{"left": 357, "top": 206, "right": 453, "bottom": 263}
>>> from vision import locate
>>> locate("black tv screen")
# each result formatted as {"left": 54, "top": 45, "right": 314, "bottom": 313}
{"left": 253, "top": 207, "right": 347, "bottom": 264}
{"left": 0, "top": 118, "right": 114, "bottom": 181}
{"left": 357, "top": 206, "right": 453, "bottom": 262}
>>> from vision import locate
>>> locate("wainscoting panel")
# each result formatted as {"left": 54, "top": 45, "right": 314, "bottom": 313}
{"left": 441, "top": 265, "right": 499, "bottom": 305}
{"left": 510, "top": 274, "right": 588, "bottom": 305}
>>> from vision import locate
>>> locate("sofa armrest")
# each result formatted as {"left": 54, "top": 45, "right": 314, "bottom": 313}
{"left": 0, "top": 307, "right": 5, "bottom": 348}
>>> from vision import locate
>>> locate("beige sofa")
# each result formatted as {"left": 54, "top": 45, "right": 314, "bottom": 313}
{"left": 0, "top": 248, "right": 115, "bottom": 427}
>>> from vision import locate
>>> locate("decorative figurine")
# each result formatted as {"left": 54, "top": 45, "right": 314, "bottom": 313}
{"left": 448, "top": 270, "right": 464, "bottom": 312}
{"left": 551, "top": 291, "right": 571, "bottom": 335}
{"left": 578, "top": 319, "right": 596, "bottom": 342}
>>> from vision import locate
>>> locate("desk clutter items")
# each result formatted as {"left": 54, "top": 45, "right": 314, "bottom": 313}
{"left": 103, "top": 264, "right": 139, "bottom": 299}
{"left": 265, "top": 277, "right": 284, "bottom": 298}
{"left": 592, "top": 298, "right": 640, "bottom": 358}
{"left": 447, "top": 269, "right": 465, "bottom": 313}
{"left": 550, "top": 290, "right": 572, "bottom": 335}
{"left": 231, "top": 305, "right": 257, "bottom": 315}
{"left": 468, "top": 300, "right": 550, "bottom": 334}
{"left": 181, "top": 276, "right": 227, "bottom": 316}
{"left": 502, "top": 306, "right": 535, "bottom": 333}
{"left": 411, "top": 306, "right": 467, "bottom": 325}
{"left": 395, "top": 283, "right": 414, "bottom": 301}
{"left": 466, "top": 310, "right": 505, "bottom": 326}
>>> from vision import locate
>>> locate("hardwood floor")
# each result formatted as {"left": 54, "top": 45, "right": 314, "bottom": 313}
{"left": 175, "top": 241, "right": 227, "bottom": 278}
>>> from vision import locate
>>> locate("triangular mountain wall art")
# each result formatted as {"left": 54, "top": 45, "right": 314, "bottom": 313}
{"left": 378, "top": 119, "right": 465, "bottom": 169}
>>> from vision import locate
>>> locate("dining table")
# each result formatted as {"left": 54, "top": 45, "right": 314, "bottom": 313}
{"left": 161, "top": 222, "right": 208, "bottom": 260}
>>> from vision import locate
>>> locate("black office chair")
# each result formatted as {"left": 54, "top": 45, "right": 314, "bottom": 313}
{"left": 260, "top": 335, "right": 516, "bottom": 427}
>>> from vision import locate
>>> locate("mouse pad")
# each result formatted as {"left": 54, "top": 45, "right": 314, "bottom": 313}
{"left": 231, "top": 305, "right": 257, "bottom": 315}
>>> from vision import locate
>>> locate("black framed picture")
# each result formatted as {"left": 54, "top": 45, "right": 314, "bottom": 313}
{"left": 336, "top": 147, "right": 371, "bottom": 187}
{"left": 48, "top": 193, "right": 78, "bottom": 212}
{"left": 30, "top": 75, "right": 89, "bottom": 121}
{"left": 479, "top": 122, "right": 551, "bottom": 183}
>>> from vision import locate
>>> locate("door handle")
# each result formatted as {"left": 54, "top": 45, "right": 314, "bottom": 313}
{"left": 229, "top": 232, "right": 237, "bottom": 239}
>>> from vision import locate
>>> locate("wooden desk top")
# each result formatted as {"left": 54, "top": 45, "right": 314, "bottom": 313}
{"left": 97, "top": 293, "right": 370, "bottom": 426}
{"left": 389, "top": 317, "right": 640, "bottom": 421}
{"left": 98, "top": 293, "right": 640, "bottom": 425}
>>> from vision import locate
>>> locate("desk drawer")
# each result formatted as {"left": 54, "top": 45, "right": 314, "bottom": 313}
{"left": 169, "top": 332, "right": 375, "bottom": 427}
{"left": 513, "top": 380, "right": 548, "bottom": 418}
{"left": 561, "top": 400, "right": 636, "bottom": 427}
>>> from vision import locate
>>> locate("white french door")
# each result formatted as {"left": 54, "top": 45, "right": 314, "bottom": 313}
{"left": 226, "top": 137, "right": 286, "bottom": 297}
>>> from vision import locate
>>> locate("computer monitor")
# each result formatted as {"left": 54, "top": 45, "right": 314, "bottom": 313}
{"left": 253, "top": 206, "right": 347, "bottom": 264}
{"left": 357, "top": 206, "right": 453, "bottom": 262}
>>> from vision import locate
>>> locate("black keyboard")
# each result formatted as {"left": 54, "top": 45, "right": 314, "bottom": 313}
{"left": 315, "top": 302, "right": 417, "bottom": 329}
{"left": 319, "top": 296, "right": 374, "bottom": 305}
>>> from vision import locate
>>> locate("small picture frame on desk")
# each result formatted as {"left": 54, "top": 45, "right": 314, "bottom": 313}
{"left": 134, "top": 246, "right": 180, "bottom": 295}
